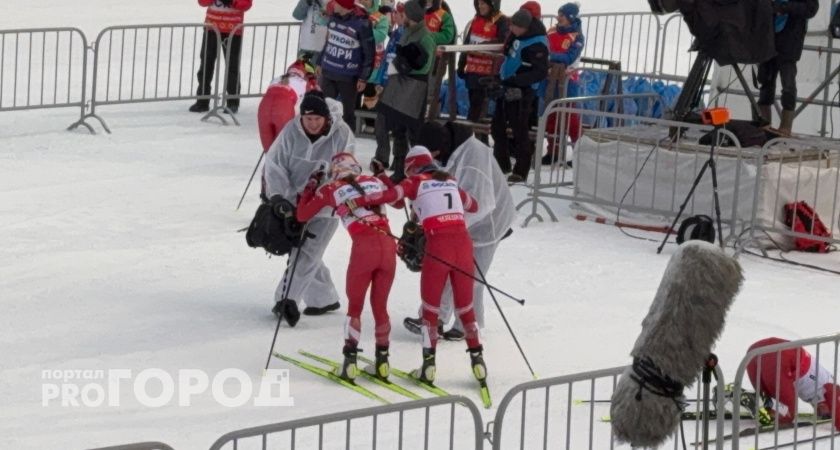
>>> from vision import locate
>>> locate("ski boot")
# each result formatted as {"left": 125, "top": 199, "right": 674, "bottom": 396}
{"left": 335, "top": 346, "right": 359, "bottom": 382}
{"left": 364, "top": 346, "right": 390, "bottom": 380}
{"left": 411, "top": 348, "right": 436, "bottom": 384}
{"left": 739, "top": 389, "right": 775, "bottom": 426}
{"left": 468, "top": 346, "right": 487, "bottom": 382}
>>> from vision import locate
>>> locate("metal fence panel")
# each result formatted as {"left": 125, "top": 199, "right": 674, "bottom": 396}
{"left": 86, "top": 442, "right": 175, "bottom": 450}
{"left": 521, "top": 96, "right": 756, "bottom": 246}
{"left": 75, "top": 23, "right": 227, "bottom": 133}
{"left": 0, "top": 27, "right": 89, "bottom": 130}
{"left": 217, "top": 22, "right": 301, "bottom": 123}
{"left": 208, "top": 396, "right": 484, "bottom": 450}
{"left": 489, "top": 365, "right": 727, "bottom": 450}
{"left": 730, "top": 333, "right": 840, "bottom": 449}
{"left": 657, "top": 14, "right": 697, "bottom": 79}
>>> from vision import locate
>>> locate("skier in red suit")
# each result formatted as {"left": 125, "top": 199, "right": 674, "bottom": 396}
{"left": 296, "top": 153, "right": 396, "bottom": 382}
{"left": 348, "top": 146, "right": 487, "bottom": 386}
{"left": 746, "top": 337, "right": 840, "bottom": 430}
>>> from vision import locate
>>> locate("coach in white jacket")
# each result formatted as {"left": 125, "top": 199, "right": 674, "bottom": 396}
{"left": 263, "top": 91, "right": 354, "bottom": 325}
{"left": 404, "top": 120, "right": 515, "bottom": 338}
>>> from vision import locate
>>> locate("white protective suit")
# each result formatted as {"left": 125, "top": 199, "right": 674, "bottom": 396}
{"left": 263, "top": 98, "right": 354, "bottom": 308}
{"left": 437, "top": 134, "right": 515, "bottom": 330}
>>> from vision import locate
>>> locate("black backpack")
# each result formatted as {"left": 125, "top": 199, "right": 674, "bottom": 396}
{"left": 245, "top": 196, "right": 309, "bottom": 256}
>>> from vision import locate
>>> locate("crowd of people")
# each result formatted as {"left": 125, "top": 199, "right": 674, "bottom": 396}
{"left": 193, "top": 0, "right": 588, "bottom": 183}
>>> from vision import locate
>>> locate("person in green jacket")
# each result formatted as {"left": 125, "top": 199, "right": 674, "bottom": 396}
{"left": 376, "top": 0, "right": 437, "bottom": 182}
{"left": 423, "top": 0, "right": 457, "bottom": 46}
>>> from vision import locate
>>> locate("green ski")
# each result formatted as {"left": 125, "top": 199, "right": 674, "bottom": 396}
{"left": 478, "top": 380, "right": 492, "bottom": 409}
{"left": 298, "top": 350, "right": 423, "bottom": 401}
{"left": 272, "top": 351, "right": 389, "bottom": 404}
{"left": 358, "top": 355, "right": 450, "bottom": 397}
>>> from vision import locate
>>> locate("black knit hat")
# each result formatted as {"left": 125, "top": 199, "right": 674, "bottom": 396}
{"left": 300, "top": 91, "right": 330, "bottom": 118}
{"left": 511, "top": 9, "right": 533, "bottom": 28}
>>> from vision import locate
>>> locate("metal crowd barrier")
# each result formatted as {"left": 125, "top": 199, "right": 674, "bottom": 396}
{"left": 742, "top": 137, "right": 840, "bottom": 252}
{"left": 729, "top": 333, "right": 840, "bottom": 449}
{"left": 72, "top": 23, "right": 227, "bottom": 134}
{"left": 207, "top": 396, "right": 485, "bottom": 450}
{"left": 657, "top": 14, "right": 697, "bottom": 79}
{"left": 521, "top": 96, "right": 754, "bottom": 246}
{"left": 488, "top": 365, "right": 727, "bottom": 450}
{"left": 87, "top": 442, "right": 175, "bottom": 450}
{"left": 0, "top": 27, "right": 90, "bottom": 131}
{"left": 218, "top": 22, "right": 301, "bottom": 125}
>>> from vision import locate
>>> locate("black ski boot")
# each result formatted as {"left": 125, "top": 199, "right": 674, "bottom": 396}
{"left": 335, "top": 346, "right": 358, "bottom": 381}
{"left": 272, "top": 299, "right": 300, "bottom": 327}
{"left": 188, "top": 99, "right": 209, "bottom": 113}
{"left": 364, "top": 346, "right": 390, "bottom": 379}
{"left": 411, "top": 348, "right": 436, "bottom": 384}
{"left": 468, "top": 345, "right": 487, "bottom": 382}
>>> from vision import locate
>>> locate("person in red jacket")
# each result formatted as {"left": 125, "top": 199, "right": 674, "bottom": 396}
{"left": 296, "top": 153, "right": 397, "bottom": 381}
{"left": 258, "top": 59, "right": 319, "bottom": 152}
{"left": 746, "top": 337, "right": 840, "bottom": 430}
{"left": 189, "top": 0, "right": 253, "bottom": 114}
{"left": 348, "top": 146, "right": 487, "bottom": 386}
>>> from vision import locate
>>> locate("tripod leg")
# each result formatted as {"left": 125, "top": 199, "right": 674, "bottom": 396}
{"left": 708, "top": 157, "right": 725, "bottom": 249}
{"left": 657, "top": 160, "right": 711, "bottom": 253}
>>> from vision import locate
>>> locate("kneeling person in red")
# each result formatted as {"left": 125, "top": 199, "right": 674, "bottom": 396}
{"left": 349, "top": 146, "right": 487, "bottom": 386}
{"left": 746, "top": 337, "right": 840, "bottom": 430}
{"left": 296, "top": 153, "right": 397, "bottom": 381}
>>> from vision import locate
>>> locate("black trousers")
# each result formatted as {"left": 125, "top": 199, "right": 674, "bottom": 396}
{"left": 374, "top": 111, "right": 391, "bottom": 166}
{"left": 492, "top": 88, "right": 535, "bottom": 177}
{"left": 196, "top": 30, "right": 242, "bottom": 102}
{"left": 468, "top": 88, "right": 490, "bottom": 145}
{"left": 320, "top": 75, "right": 358, "bottom": 130}
{"left": 758, "top": 58, "right": 798, "bottom": 111}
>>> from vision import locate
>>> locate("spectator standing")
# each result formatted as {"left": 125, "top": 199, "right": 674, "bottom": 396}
{"left": 319, "top": 0, "right": 376, "bottom": 130}
{"left": 542, "top": 2, "right": 585, "bottom": 165}
{"left": 376, "top": 0, "right": 436, "bottom": 182}
{"left": 458, "top": 0, "right": 509, "bottom": 134}
{"left": 189, "top": 0, "right": 253, "bottom": 114}
{"left": 371, "top": 2, "right": 407, "bottom": 170}
{"left": 293, "top": 0, "right": 330, "bottom": 62}
{"left": 757, "top": 0, "right": 818, "bottom": 135}
{"left": 423, "top": 0, "right": 457, "bottom": 45}
{"left": 491, "top": 8, "right": 548, "bottom": 183}
{"left": 358, "top": 0, "right": 393, "bottom": 133}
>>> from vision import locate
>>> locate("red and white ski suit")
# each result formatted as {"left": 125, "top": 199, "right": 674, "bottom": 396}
{"left": 359, "top": 172, "right": 481, "bottom": 350}
{"left": 747, "top": 337, "right": 840, "bottom": 430}
{"left": 296, "top": 175, "right": 396, "bottom": 348}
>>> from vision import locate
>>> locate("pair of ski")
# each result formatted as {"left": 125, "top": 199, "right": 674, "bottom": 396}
{"left": 273, "top": 350, "right": 492, "bottom": 408}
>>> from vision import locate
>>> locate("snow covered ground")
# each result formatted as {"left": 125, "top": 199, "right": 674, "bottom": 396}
{"left": 3, "top": 2, "right": 840, "bottom": 449}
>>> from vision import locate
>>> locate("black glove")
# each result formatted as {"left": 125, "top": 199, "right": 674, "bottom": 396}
{"left": 504, "top": 87, "right": 523, "bottom": 102}
{"left": 396, "top": 43, "right": 428, "bottom": 71}
{"left": 220, "top": 0, "right": 233, "bottom": 7}
{"left": 479, "top": 76, "right": 504, "bottom": 99}
{"left": 369, "top": 158, "right": 386, "bottom": 175}
{"left": 397, "top": 221, "right": 425, "bottom": 272}
{"left": 271, "top": 196, "right": 296, "bottom": 218}
{"left": 305, "top": 169, "right": 325, "bottom": 192}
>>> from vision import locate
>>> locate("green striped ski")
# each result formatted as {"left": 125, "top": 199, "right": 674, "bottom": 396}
{"left": 272, "top": 351, "right": 389, "bottom": 404}
{"left": 298, "top": 350, "right": 423, "bottom": 401}
{"left": 691, "top": 417, "right": 830, "bottom": 447}
{"left": 478, "top": 380, "right": 492, "bottom": 409}
{"left": 358, "top": 355, "right": 450, "bottom": 397}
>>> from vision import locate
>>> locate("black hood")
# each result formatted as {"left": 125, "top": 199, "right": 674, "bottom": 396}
{"left": 416, "top": 121, "right": 475, "bottom": 166}
{"left": 473, "top": 0, "right": 501, "bottom": 15}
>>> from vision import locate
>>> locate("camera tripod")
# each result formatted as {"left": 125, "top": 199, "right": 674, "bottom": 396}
{"left": 657, "top": 123, "right": 726, "bottom": 253}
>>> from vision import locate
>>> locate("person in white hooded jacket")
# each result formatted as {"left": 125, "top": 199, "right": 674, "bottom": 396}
{"left": 263, "top": 91, "right": 355, "bottom": 325}
{"left": 403, "top": 120, "right": 514, "bottom": 338}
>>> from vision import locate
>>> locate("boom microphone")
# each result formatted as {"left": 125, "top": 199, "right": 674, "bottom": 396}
{"left": 610, "top": 241, "right": 743, "bottom": 447}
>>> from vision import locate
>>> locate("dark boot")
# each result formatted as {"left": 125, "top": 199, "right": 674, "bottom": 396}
{"left": 272, "top": 299, "right": 300, "bottom": 327}
{"left": 225, "top": 99, "right": 239, "bottom": 114}
{"left": 758, "top": 104, "right": 772, "bottom": 124}
{"left": 303, "top": 302, "right": 340, "bottom": 316}
{"left": 779, "top": 109, "right": 794, "bottom": 136}
{"left": 364, "top": 346, "right": 390, "bottom": 379}
{"left": 411, "top": 348, "right": 436, "bottom": 384}
{"left": 335, "top": 346, "right": 358, "bottom": 381}
{"left": 189, "top": 100, "right": 210, "bottom": 113}
{"left": 468, "top": 345, "right": 487, "bottom": 382}
{"left": 403, "top": 316, "right": 422, "bottom": 335}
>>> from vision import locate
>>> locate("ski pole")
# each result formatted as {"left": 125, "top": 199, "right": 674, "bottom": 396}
{"left": 347, "top": 209, "right": 525, "bottom": 305}
{"left": 236, "top": 151, "right": 265, "bottom": 211}
{"left": 263, "top": 222, "right": 310, "bottom": 374}
{"left": 474, "top": 260, "right": 537, "bottom": 379}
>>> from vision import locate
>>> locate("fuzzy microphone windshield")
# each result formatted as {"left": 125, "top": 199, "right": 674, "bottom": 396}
{"left": 610, "top": 241, "right": 743, "bottom": 447}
